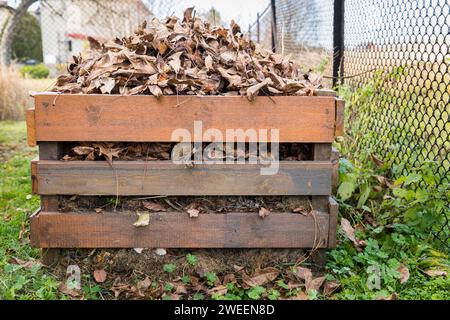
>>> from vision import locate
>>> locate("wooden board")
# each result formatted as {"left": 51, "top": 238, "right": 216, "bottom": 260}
{"left": 335, "top": 98, "right": 345, "bottom": 137}
{"left": 26, "top": 108, "right": 36, "bottom": 147}
{"left": 32, "top": 94, "right": 337, "bottom": 143}
{"left": 328, "top": 197, "right": 339, "bottom": 248}
{"left": 30, "top": 211, "right": 330, "bottom": 248}
{"left": 32, "top": 160, "right": 332, "bottom": 196}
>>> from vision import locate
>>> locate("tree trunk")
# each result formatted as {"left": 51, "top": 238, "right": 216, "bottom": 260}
{"left": 0, "top": 0, "right": 37, "bottom": 66}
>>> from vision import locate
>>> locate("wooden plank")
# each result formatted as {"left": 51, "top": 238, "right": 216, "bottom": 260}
{"left": 31, "top": 159, "right": 38, "bottom": 195}
{"left": 331, "top": 147, "right": 340, "bottom": 192}
{"left": 30, "top": 211, "right": 330, "bottom": 248}
{"left": 314, "top": 89, "right": 337, "bottom": 97}
{"left": 26, "top": 108, "right": 36, "bottom": 147}
{"left": 328, "top": 197, "right": 339, "bottom": 248}
{"left": 34, "top": 160, "right": 333, "bottom": 196}
{"left": 335, "top": 98, "right": 345, "bottom": 137}
{"left": 38, "top": 142, "right": 63, "bottom": 212}
{"left": 312, "top": 144, "right": 332, "bottom": 211}
{"left": 33, "top": 94, "right": 336, "bottom": 143}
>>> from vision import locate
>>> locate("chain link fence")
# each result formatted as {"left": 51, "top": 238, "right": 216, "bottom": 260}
{"left": 249, "top": 0, "right": 449, "bottom": 246}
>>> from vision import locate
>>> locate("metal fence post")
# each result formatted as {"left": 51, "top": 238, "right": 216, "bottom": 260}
{"left": 257, "top": 13, "right": 260, "bottom": 43}
{"left": 333, "top": 0, "right": 345, "bottom": 86}
{"left": 271, "top": 0, "right": 277, "bottom": 52}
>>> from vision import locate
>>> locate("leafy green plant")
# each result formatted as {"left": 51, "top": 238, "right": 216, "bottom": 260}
{"left": 204, "top": 272, "right": 217, "bottom": 287}
{"left": 186, "top": 253, "right": 198, "bottom": 266}
{"left": 163, "top": 263, "right": 176, "bottom": 274}
{"left": 246, "top": 286, "right": 265, "bottom": 300}
{"left": 20, "top": 64, "right": 49, "bottom": 79}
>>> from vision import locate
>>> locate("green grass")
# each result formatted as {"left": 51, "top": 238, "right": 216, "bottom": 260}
{"left": 0, "top": 121, "right": 60, "bottom": 299}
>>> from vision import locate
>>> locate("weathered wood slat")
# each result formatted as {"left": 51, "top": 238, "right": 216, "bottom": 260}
{"left": 26, "top": 108, "right": 36, "bottom": 147}
{"left": 328, "top": 197, "right": 339, "bottom": 248}
{"left": 30, "top": 211, "right": 330, "bottom": 248}
{"left": 335, "top": 98, "right": 345, "bottom": 137}
{"left": 33, "top": 94, "right": 336, "bottom": 143}
{"left": 33, "top": 160, "right": 332, "bottom": 196}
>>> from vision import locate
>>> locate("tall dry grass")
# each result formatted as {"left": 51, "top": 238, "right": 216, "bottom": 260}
{"left": 0, "top": 65, "right": 55, "bottom": 121}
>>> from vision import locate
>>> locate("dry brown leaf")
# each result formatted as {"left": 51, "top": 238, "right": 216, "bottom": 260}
{"left": 136, "top": 277, "right": 152, "bottom": 295}
{"left": 306, "top": 276, "right": 325, "bottom": 293}
{"left": 258, "top": 207, "right": 270, "bottom": 219}
{"left": 398, "top": 264, "right": 410, "bottom": 284}
{"left": 208, "top": 285, "right": 228, "bottom": 296}
{"left": 423, "top": 269, "right": 448, "bottom": 277}
{"left": 187, "top": 208, "right": 199, "bottom": 218}
{"left": 133, "top": 213, "right": 150, "bottom": 227}
{"left": 242, "top": 267, "right": 279, "bottom": 288}
{"left": 142, "top": 201, "right": 166, "bottom": 212}
{"left": 323, "top": 280, "right": 341, "bottom": 296}
{"left": 8, "top": 257, "right": 41, "bottom": 269}
{"left": 371, "top": 154, "right": 384, "bottom": 167}
{"left": 52, "top": 8, "right": 320, "bottom": 100}
{"left": 341, "top": 218, "right": 361, "bottom": 248}
{"left": 58, "top": 283, "right": 81, "bottom": 298}
{"left": 93, "top": 269, "right": 107, "bottom": 283}
{"left": 295, "top": 266, "right": 312, "bottom": 281}
{"left": 73, "top": 146, "right": 95, "bottom": 156}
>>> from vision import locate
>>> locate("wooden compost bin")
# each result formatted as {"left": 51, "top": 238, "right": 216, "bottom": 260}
{"left": 26, "top": 90, "right": 344, "bottom": 249}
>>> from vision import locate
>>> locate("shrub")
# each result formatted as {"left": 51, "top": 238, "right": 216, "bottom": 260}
{"left": 20, "top": 64, "right": 50, "bottom": 79}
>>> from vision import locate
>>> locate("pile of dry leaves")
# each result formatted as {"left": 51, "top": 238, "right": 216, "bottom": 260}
{"left": 53, "top": 8, "right": 322, "bottom": 100}
{"left": 62, "top": 142, "right": 313, "bottom": 163}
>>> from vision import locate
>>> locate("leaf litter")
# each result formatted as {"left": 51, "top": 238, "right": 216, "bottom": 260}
{"left": 53, "top": 9, "right": 322, "bottom": 100}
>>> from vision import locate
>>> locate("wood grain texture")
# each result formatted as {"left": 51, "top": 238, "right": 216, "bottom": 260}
{"left": 38, "top": 143, "right": 64, "bottom": 212}
{"left": 33, "top": 94, "right": 336, "bottom": 143}
{"left": 312, "top": 144, "right": 332, "bottom": 211}
{"left": 328, "top": 197, "right": 339, "bottom": 248}
{"left": 314, "top": 89, "right": 337, "bottom": 97}
{"left": 33, "top": 160, "right": 333, "bottom": 196}
{"left": 335, "top": 98, "right": 345, "bottom": 137}
{"left": 30, "top": 211, "right": 330, "bottom": 248}
{"left": 331, "top": 147, "right": 340, "bottom": 192}
{"left": 26, "top": 108, "right": 36, "bottom": 147}
{"left": 31, "top": 159, "right": 38, "bottom": 195}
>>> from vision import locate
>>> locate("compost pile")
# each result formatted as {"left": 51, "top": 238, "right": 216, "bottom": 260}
{"left": 62, "top": 142, "right": 313, "bottom": 163}
{"left": 53, "top": 8, "right": 322, "bottom": 100}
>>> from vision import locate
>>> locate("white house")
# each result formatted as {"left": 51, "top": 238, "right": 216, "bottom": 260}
{"left": 39, "top": 0, "right": 152, "bottom": 69}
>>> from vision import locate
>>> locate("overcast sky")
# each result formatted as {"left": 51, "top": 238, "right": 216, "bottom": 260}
{"left": 149, "top": 0, "right": 270, "bottom": 28}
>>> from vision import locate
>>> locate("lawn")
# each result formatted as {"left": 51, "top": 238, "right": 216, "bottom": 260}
{"left": 0, "top": 120, "right": 449, "bottom": 300}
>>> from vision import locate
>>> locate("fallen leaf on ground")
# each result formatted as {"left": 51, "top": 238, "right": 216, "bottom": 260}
{"left": 242, "top": 267, "right": 279, "bottom": 288}
{"left": 93, "top": 269, "right": 107, "bottom": 283}
{"left": 323, "top": 280, "right": 341, "bottom": 296}
{"left": 142, "top": 201, "right": 166, "bottom": 212}
{"left": 423, "top": 269, "right": 447, "bottom": 277}
{"left": 136, "top": 277, "right": 152, "bottom": 296}
{"left": 341, "top": 218, "right": 365, "bottom": 249}
{"left": 306, "top": 276, "right": 325, "bottom": 293}
{"left": 398, "top": 264, "right": 410, "bottom": 284}
{"left": 133, "top": 213, "right": 150, "bottom": 227}
{"left": 208, "top": 285, "right": 228, "bottom": 296}
{"left": 8, "top": 257, "right": 41, "bottom": 269}
{"left": 58, "top": 283, "right": 80, "bottom": 298}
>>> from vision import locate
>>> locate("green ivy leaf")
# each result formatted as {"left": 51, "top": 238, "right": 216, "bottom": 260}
{"left": 338, "top": 181, "right": 356, "bottom": 201}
